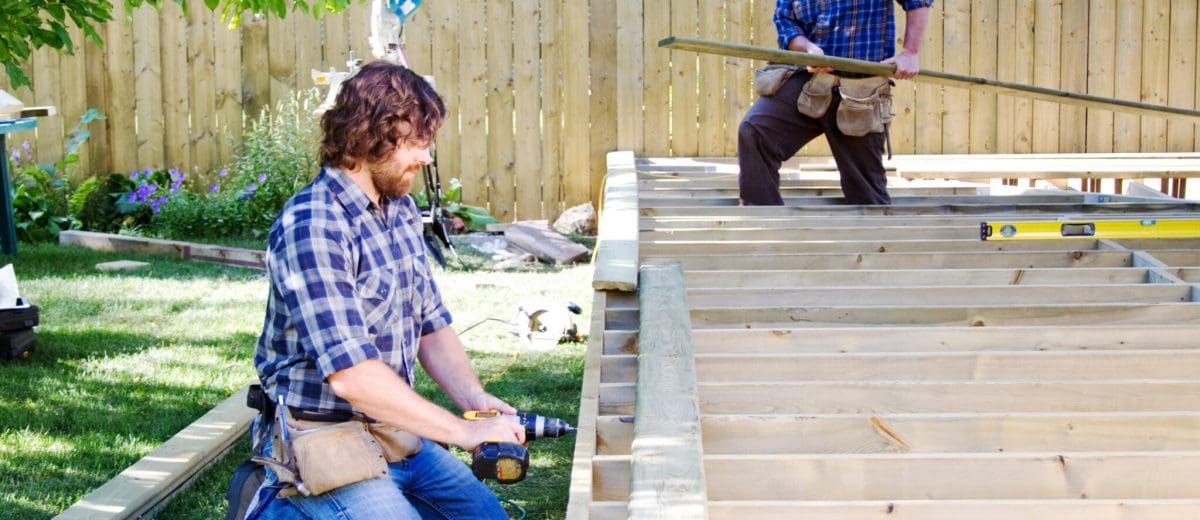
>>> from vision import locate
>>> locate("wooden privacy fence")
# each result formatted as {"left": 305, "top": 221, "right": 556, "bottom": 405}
{"left": 5, "top": 0, "right": 1200, "bottom": 220}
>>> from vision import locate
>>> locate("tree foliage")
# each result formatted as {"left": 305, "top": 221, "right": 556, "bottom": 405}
{"left": 1, "top": 1, "right": 361, "bottom": 91}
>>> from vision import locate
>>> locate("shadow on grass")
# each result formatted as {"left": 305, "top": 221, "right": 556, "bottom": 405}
{"left": 0, "top": 327, "right": 257, "bottom": 520}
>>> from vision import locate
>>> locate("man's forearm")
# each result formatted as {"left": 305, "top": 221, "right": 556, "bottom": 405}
{"left": 418, "top": 326, "right": 486, "bottom": 411}
{"left": 328, "top": 358, "right": 472, "bottom": 444}
{"left": 902, "top": 7, "right": 930, "bottom": 54}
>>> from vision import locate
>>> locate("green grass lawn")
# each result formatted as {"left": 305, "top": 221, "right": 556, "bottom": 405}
{"left": 0, "top": 242, "right": 591, "bottom": 520}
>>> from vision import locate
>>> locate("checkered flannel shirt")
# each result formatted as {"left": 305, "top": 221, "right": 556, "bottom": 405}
{"left": 255, "top": 167, "right": 451, "bottom": 415}
{"left": 775, "top": 0, "right": 935, "bottom": 63}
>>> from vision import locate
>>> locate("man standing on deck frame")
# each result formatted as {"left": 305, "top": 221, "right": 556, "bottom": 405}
{"left": 738, "top": 0, "right": 932, "bottom": 206}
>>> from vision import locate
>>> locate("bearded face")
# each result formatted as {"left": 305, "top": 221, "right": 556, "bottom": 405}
{"left": 367, "top": 142, "right": 431, "bottom": 198}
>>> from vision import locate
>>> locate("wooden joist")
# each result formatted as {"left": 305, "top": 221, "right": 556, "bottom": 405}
{"left": 572, "top": 155, "right": 1200, "bottom": 518}
{"left": 591, "top": 151, "right": 639, "bottom": 291}
{"left": 627, "top": 262, "right": 708, "bottom": 518}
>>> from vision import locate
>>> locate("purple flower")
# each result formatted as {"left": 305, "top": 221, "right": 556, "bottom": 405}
{"left": 217, "top": 168, "right": 228, "bottom": 177}
{"left": 20, "top": 140, "right": 30, "bottom": 153}
{"left": 257, "top": 172, "right": 267, "bottom": 183}
{"left": 209, "top": 182, "right": 219, "bottom": 192}
{"left": 245, "top": 182, "right": 257, "bottom": 192}
{"left": 9, "top": 148, "right": 19, "bottom": 164}
{"left": 127, "top": 192, "right": 137, "bottom": 202}
{"left": 130, "top": 170, "right": 139, "bottom": 179}
{"left": 143, "top": 167, "right": 154, "bottom": 177}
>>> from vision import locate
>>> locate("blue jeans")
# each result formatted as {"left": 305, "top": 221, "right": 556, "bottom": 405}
{"left": 247, "top": 438, "right": 509, "bottom": 519}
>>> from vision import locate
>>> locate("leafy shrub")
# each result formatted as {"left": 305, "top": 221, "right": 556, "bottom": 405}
{"left": 442, "top": 178, "right": 499, "bottom": 231}
{"left": 70, "top": 172, "right": 137, "bottom": 233}
{"left": 7, "top": 108, "right": 104, "bottom": 242}
{"left": 152, "top": 89, "right": 322, "bottom": 241}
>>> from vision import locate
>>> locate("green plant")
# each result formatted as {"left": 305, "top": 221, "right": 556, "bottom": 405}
{"left": 7, "top": 109, "right": 104, "bottom": 242}
{"left": 69, "top": 172, "right": 137, "bottom": 233}
{"left": 443, "top": 178, "right": 499, "bottom": 231}
{"left": 152, "top": 89, "right": 322, "bottom": 242}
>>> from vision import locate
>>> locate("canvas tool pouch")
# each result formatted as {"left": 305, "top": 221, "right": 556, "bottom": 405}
{"left": 752, "top": 63, "right": 800, "bottom": 97}
{"left": 835, "top": 76, "right": 892, "bottom": 137}
{"left": 796, "top": 72, "right": 838, "bottom": 119}
{"left": 368, "top": 422, "right": 424, "bottom": 463}
{"left": 288, "top": 418, "right": 389, "bottom": 496}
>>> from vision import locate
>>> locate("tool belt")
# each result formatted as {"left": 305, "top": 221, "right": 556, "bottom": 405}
{"left": 795, "top": 73, "right": 894, "bottom": 137}
{"left": 253, "top": 406, "right": 423, "bottom": 497}
{"left": 752, "top": 63, "right": 801, "bottom": 97}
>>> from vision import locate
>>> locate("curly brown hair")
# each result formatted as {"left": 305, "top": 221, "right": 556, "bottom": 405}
{"left": 319, "top": 61, "right": 446, "bottom": 170}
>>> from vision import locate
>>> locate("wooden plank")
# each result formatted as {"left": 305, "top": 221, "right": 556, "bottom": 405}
{"left": 54, "top": 386, "right": 255, "bottom": 520}
{"left": 641, "top": 225, "right": 983, "bottom": 241}
{"left": 1140, "top": 0, "right": 1169, "bottom": 152}
{"left": 539, "top": 0, "right": 562, "bottom": 218}
{"left": 60, "top": 230, "right": 266, "bottom": 269}
{"left": 597, "top": 412, "right": 1200, "bottom": 455}
{"left": 969, "top": 0, "right": 998, "bottom": 154}
{"left": 725, "top": 0, "right": 752, "bottom": 156}
{"left": 684, "top": 324, "right": 1200, "bottom": 354}
{"left": 32, "top": 37, "right": 63, "bottom": 167}
{"left": 914, "top": 1, "right": 943, "bottom": 153}
{"left": 697, "top": 1, "right": 724, "bottom": 156}
{"left": 431, "top": 0, "right": 460, "bottom": 206}
{"left": 187, "top": 1, "right": 217, "bottom": 178}
{"left": 133, "top": 4, "right": 164, "bottom": 169}
{"left": 84, "top": 34, "right": 110, "bottom": 175}
{"left": 486, "top": 0, "right": 515, "bottom": 221}
{"left": 602, "top": 350, "right": 1200, "bottom": 385}
{"left": 105, "top": 2, "right": 137, "bottom": 173}
{"left": 1031, "top": 0, "right": 1061, "bottom": 153}
{"left": 1167, "top": 0, "right": 1197, "bottom": 152}
{"left": 643, "top": 250, "right": 1133, "bottom": 271}
{"left": 513, "top": 0, "right": 543, "bottom": 220}
{"left": 321, "top": 6, "right": 348, "bottom": 71}
{"left": 683, "top": 302, "right": 1200, "bottom": 329}
{"left": 683, "top": 284, "right": 1192, "bottom": 307}
{"left": 160, "top": 2, "right": 190, "bottom": 173}
{"left": 565, "top": 291, "right": 607, "bottom": 520}
{"left": 241, "top": 13, "right": 269, "bottom": 120}
{"left": 346, "top": 2, "right": 372, "bottom": 67}
{"left": 682, "top": 267, "right": 1150, "bottom": 288}
{"left": 616, "top": 0, "right": 644, "bottom": 152}
{"left": 403, "top": 3, "right": 432, "bottom": 74}
{"left": 699, "top": 453, "right": 1200, "bottom": 500}
{"left": 642, "top": 0, "right": 671, "bottom": 156}
{"left": 644, "top": 239, "right": 1115, "bottom": 256}
{"left": 658, "top": 36, "right": 1200, "bottom": 124}
{"left": 592, "top": 152, "right": 639, "bottom": 291}
{"left": 1114, "top": 0, "right": 1142, "bottom": 152}
{"left": 504, "top": 223, "right": 589, "bottom": 265}
{"left": 562, "top": 0, "right": 590, "bottom": 210}
{"left": 457, "top": 6, "right": 488, "bottom": 207}
{"left": 1012, "top": 0, "right": 1036, "bottom": 152}
{"left": 293, "top": 10, "right": 322, "bottom": 93}
{"left": 941, "top": 0, "right": 970, "bottom": 154}
{"left": 60, "top": 25, "right": 89, "bottom": 179}
{"left": 266, "top": 10, "right": 296, "bottom": 110}
{"left": 1059, "top": 0, "right": 1088, "bottom": 152}
{"left": 707, "top": 499, "right": 1200, "bottom": 520}
{"left": 629, "top": 262, "right": 707, "bottom": 518}
{"left": 669, "top": 0, "right": 699, "bottom": 157}
{"left": 641, "top": 202, "right": 1200, "bottom": 217}
{"left": 1087, "top": 0, "right": 1116, "bottom": 153}
{"left": 590, "top": 0, "right": 617, "bottom": 215}
{"left": 213, "top": 14, "right": 242, "bottom": 168}
{"left": 690, "top": 382, "right": 1200, "bottom": 415}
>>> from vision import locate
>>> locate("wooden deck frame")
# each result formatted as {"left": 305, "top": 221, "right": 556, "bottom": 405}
{"left": 592, "top": 151, "right": 640, "bottom": 291}
{"left": 571, "top": 154, "right": 1200, "bottom": 518}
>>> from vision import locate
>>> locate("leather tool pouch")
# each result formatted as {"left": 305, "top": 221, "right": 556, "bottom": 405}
{"left": 835, "top": 76, "right": 893, "bottom": 136}
{"left": 752, "top": 63, "right": 800, "bottom": 97}
{"left": 289, "top": 418, "right": 388, "bottom": 496}
{"left": 368, "top": 422, "right": 424, "bottom": 463}
{"left": 796, "top": 72, "right": 838, "bottom": 118}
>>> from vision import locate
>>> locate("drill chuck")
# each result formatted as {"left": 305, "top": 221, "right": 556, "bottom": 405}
{"left": 515, "top": 411, "right": 577, "bottom": 439}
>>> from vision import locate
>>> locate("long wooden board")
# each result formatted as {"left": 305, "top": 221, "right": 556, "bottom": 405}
{"left": 658, "top": 36, "right": 1200, "bottom": 124}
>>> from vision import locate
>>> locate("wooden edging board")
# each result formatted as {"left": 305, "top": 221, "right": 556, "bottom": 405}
{"left": 628, "top": 262, "right": 707, "bottom": 518}
{"left": 591, "top": 151, "right": 639, "bottom": 291}
{"left": 59, "top": 230, "right": 265, "bottom": 269}
{"left": 54, "top": 385, "right": 255, "bottom": 520}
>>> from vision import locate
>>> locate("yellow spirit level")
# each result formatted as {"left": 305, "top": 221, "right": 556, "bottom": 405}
{"left": 980, "top": 219, "right": 1200, "bottom": 241}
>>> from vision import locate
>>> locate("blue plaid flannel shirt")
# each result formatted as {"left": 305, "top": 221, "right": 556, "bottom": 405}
{"left": 254, "top": 167, "right": 452, "bottom": 416}
{"left": 775, "top": 0, "right": 935, "bottom": 63}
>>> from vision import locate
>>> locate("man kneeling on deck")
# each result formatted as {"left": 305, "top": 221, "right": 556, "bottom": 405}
{"left": 243, "top": 61, "right": 524, "bottom": 519}
{"left": 738, "top": 0, "right": 932, "bottom": 206}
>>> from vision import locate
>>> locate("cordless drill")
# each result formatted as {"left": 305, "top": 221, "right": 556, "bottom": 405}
{"left": 463, "top": 410, "right": 576, "bottom": 484}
